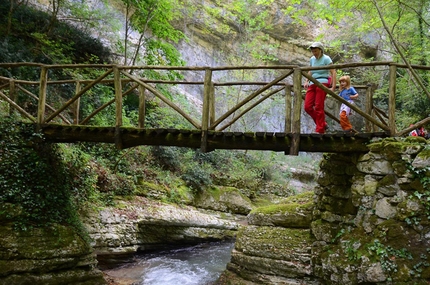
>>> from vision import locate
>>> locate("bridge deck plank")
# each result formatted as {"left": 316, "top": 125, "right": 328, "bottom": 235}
{"left": 36, "top": 124, "right": 390, "bottom": 153}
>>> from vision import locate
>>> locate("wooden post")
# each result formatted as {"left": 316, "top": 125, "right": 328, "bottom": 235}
{"left": 8, "top": 79, "right": 16, "bottom": 116}
{"left": 37, "top": 66, "right": 48, "bottom": 126}
{"left": 73, "top": 81, "right": 81, "bottom": 124}
{"left": 284, "top": 84, "right": 292, "bottom": 133}
{"left": 114, "top": 66, "right": 123, "bottom": 149}
{"left": 388, "top": 64, "right": 396, "bottom": 135}
{"left": 138, "top": 85, "right": 146, "bottom": 129}
{"left": 201, "top": 69, "right": 212, "bottom": 152}
{"left": 290, "top": 69, "right": 303, "bottom": 155}
{"left": 365, "top": 84, "right": 373, "bottom": 132}
{"left": 209, "top": 82, "right": 215, "bottom": 127}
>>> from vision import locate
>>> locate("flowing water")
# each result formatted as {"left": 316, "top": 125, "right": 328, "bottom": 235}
{"left": 104, "top": 241, "right": 235, "bottom": 285}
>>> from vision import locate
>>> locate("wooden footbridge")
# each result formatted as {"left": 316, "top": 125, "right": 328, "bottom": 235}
{"left": 0, "top": 62, "right": 428, "bottom": 155}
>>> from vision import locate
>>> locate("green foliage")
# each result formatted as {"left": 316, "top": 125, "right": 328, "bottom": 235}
{"left": 64, "top": 0, "right": 122, "bottom": 35}
{"left": 145, "top": 101, "right": 195, "bottom": 129}
{"left": 406, "top": 153, "right": 430, "bottom": 219}
{"left": 120, "top": 0, "right": 186, "bottom": 66}
{"left": 80, "top": 84, "right": 118, "bottom": 126}
{"left": 367, "top": 239, "right": 413, "bottom": 276}
{"left": 410, "top": 191, "right": 430, "bottom": 220}
{"left": 0, "top": 0, "right": 320, "bottom": 230}
{"left": 332, "top": 228, "right": 346, "bottom": 243}
{"left": 190, "top": 149, "right": 292, "bottom": 192}
{"left": 394, "top": 70, "right": 430, "bottom": 128}
{"left": 143, "top": 38, "right": 185, "bottom": 66}
{"left": 150, "top": 146, "right": 183, "bottom": 172}
{"left": 0, "top": 118, "right": 138, "bottom": 234}
{"left": 340, "top": 237, "right": 414, "bottom": 278}
{"left": 59, "top": 144, "right": 121, "bottom": 206}
{"left": 343, "top": 240, "right": 363, "bottom": 262}
{"left": 65, "top": 143, "right": 136, "bottom": 199}
{"left": 410, "top": 257, "right": 430, "bottom": 278}
{"left": 0, "top": 0, "right": 110, "bottom": 64}
{"left": 195, "top": 0, "right": 279, "bottom": 64}
{"left": 126, "top": 0, "right": 184, "bottom": 42}
{"left": 270, "top": 0, "right": 430, "bottom": 130}
{"left": 180, "top": 159, "right": 213, "bottom": 192}
{"left": 0, "top": 118, "right": 76, "bottom": 230}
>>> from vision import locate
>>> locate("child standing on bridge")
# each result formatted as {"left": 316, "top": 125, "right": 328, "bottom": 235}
{"left": 338, "top": 75, "right": 359, "bottom": 133}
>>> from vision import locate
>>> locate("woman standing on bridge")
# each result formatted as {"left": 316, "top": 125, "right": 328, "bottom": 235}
{"left": 303, "top": 42, "right": 336, "bottom": 134}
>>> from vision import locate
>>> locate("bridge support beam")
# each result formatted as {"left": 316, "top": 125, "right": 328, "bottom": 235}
{"left": 36, "top": 124, "right": 387, "bottom": 154}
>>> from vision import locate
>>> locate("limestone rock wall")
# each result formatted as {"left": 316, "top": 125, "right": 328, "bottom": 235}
{"left": 173, "top": 0, "right": 314, "bottom": 68}
{"left": 83, "top": 196, "right": 238, "bottom": 267}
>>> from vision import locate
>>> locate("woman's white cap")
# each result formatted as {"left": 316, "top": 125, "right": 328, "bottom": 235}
{"left": 309, "top": 42, "right": 324, "bottom": 53}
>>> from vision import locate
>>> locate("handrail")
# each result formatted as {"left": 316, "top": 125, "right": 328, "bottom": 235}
{"left": 0, "top": 61, "right": 429, "bottom": 152}
{"left": 4, "top": 61, "right": 430, "bottom": 70}
{"left": 302, "top": 71, "right": 390, "bottom": 132}
{"left": 210, "top": 69, "right": 294, "bottom": 130}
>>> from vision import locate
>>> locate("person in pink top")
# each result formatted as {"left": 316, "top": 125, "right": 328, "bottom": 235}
{"left": 304, "top": 42, "right": 336, "bottom": 134}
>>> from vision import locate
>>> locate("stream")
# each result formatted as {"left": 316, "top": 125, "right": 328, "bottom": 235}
{"left": 103, "top": 241, "right": 235, "bottom": 285}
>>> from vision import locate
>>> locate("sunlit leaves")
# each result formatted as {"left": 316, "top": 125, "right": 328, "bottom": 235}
{"left": 120, "top": 0, "right": 186, "bottom": 66}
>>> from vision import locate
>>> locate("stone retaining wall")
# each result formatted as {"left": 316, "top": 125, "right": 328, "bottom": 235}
{"left": 219, "top": 137, "right": 430, "bottom": 285}
{"left": 313, "top": 137, "right": 430, "bottom": 284}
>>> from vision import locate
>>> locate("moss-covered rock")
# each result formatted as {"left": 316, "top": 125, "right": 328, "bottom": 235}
{"left": 224, "top": 225, "right": 318, "bottom": 284}
{"left": 247, "top": 191, "right": 314, "bottom": 228}
{"left": 377, "top": 174, "right": 400, "bottom": 196}
{"left": 0, "top": 221, "right": 105, "bottom": 284}
{"left": 412, "top": 147, "right": 430, "bottom": 170}
{"left": 135, "top": 180, "right": 169, "bottom": 199}
{"left": 234, "top": 225, "right": 313, "bottom": 260}
{"left": 193, "top": 186, "right": 253, "bottom": 215}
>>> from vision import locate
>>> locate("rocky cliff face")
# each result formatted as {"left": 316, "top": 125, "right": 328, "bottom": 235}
{"left": 170, "top": 0, "right": 376, "bottom": 134}
{"left": 173, "top": 0, "right": 315, "bottom": 68}
{"left": 169, "top": 0, "right": 324, "bottom": 133}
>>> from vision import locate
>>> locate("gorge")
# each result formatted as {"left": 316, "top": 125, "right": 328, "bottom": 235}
{"left": 2, "top": 137, "right": 429, "bottom": 284}
{"left": 1, "top": 1, "right": 430, "bottom": 285}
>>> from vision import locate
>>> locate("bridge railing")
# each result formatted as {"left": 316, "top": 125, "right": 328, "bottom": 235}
{"left": 0, "top": 62, "right": 429, "bottom": 152}
{"left": 0, "top": 63, "right": 297, "bottom": 130}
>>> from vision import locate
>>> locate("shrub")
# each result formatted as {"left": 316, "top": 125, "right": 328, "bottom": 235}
{"left": 0, "top": 118, "right": 77, "bottom": 229}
